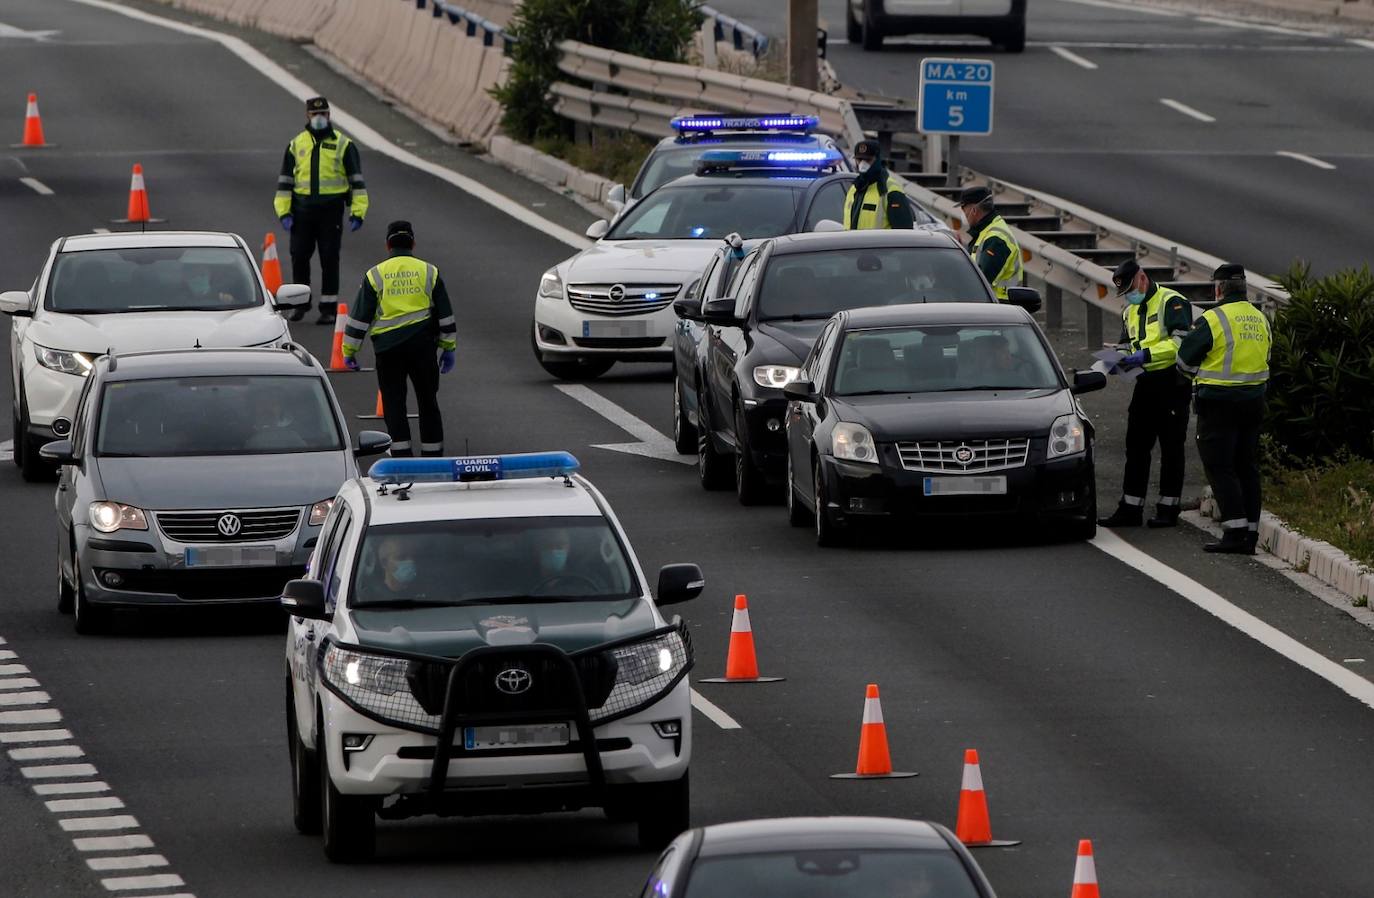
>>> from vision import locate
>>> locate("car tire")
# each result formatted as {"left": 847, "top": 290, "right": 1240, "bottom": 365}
{"left": 697, "top": 391, "right": 731, "bottom": 490}
{"left": 288, "top": 681, "right": 322, "bottom": 835}
{"left": 861, "top": 0, "right": 884, "bottom": 51}
{"left": 786, "top": 452, "right": 811, "bottom": 527}
{"left": 814, "top": 459, "right": 844, "bottom": 547}
{"left": 845, "top": 1, "right": 862, "bottom": 43}
{"left": 998, "top": 19, "right": 1026, "bottom": 53}
{"left": 72, "top": 563, "right": 108, "bottom": 635}
{"left": 320, "top": 714, "right": 375, "bottom": 863}
{"left": 18, "top": 393, "right": 54, "bottom": 483}
{"left": 672, "top": 371, "right": 696, "bottom": 455}
{"left": 58, "top": 533, "right": 75, "bottom": 614}
{"left": 636, "top": 773, "right": 689, "bottom": 850}
{"left": 1063, "top": 479, "right": 1097, "bottom": 542}
{"left": 530, "top": 320, "right": 615, "bottom": 380}
{"left": 733, "top": 404, "right": 766, "bottom": 506}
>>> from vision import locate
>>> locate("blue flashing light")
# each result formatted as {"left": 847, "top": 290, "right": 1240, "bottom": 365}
{"left": 368, "top": 452, "right": 580, "bottom": 485}
{"left": 690, "top": 227, "right": 706, "bottom": 237}
{"left": 671, "top": 114, "right": 819, "bottom": 133}
{"left": 695, "top": 147, "right": 844, "bottom": 172}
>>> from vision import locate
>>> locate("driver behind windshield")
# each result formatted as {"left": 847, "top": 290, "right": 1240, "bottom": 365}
{"left": 372, "top": 535, "right": 421, "bottom": 598}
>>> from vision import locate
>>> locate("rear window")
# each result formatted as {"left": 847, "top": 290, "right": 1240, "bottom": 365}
{"left": 833, "top": 323, "right": 1060, "bottom": 396}
{"left": 682, "top": 849, "right": 980, "bottom": 898}
{"left": 757, "top": 247, "right": 990, "bottom": 320}
{"left": 607, "top": 182, "right": 804, "bottom": 241}
{"left": 47, "top": 246, "right": 261, "bottom": 313}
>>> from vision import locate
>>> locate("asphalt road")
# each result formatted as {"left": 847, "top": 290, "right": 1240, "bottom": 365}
{"left": 2, "top": 2, "right": 1374, "bottom": 897}
{"left": 714, "top": 0, "right": 1374, "bottom": 277}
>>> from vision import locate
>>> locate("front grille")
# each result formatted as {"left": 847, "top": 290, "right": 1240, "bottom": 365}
{"left": 896, "top": 439, "right": 1030, "bottom": 474}
{"left": 407, "top": 652, "right": 618, "bottom": 718}
{"left": 567, "top": 283, "right": 679, "bottom": 317}
{"left": 156, "top": 508, "right": 302, "bottom": 543}
{"left": 571, "top": 337, "right": 666, "bottom": 349}
{"left": 97, "top": 566, "right": 304, "bottom": 601}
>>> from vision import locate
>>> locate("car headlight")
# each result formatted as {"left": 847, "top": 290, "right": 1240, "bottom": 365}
{"left": 538, "top": 268, "right": 564, "bottom": 300}
{"left": 753, "top": 365, "right": 800, "bottom": 388}
{"left": 832, "top": 422, "right": 878, "bottom": 464}
{"left": 34, "top": 344, "right": 95, "bottom": 377}
{"left": 595, "top": 626, "right": 692, "bottom": 723}
{"left": 321, "top": 642, "right": 436, "bottom": 730}
{"left": 88, "top": 501, "right": 148, "bottom": 533}
{"left": 308, "top": 499, "right": 334, "bottom": 527}
{"left": 1047, "top": 414, "right": 1086, "bottom": 459}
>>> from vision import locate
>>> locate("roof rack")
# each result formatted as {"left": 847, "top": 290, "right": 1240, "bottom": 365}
{"left": 280, "top": 341, "right": 315, "bottom": 368}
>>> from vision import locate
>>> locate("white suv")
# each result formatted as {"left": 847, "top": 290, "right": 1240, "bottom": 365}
{"left": 282, "top": 452, "right": 703, "bottom": 862}
{"left": 2, "top": 231, "right": 309, "bottom": 480}
{"left": 847, "top": 0, "right": 1026, "bottom": 52}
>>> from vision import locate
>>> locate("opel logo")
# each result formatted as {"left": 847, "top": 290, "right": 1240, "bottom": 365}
{"left": 216, "top": 513, "right": 242, "bottom": 537}
{"left": 954, "top": 446, "right": 975, "bottom": 466}
{"left": 608, "top": 284, "right": 626, "bottom": 303}
{"left": 495, "top": 668, "right": 533, "bottom": 695}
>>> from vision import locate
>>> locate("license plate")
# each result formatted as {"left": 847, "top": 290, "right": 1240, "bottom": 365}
{"left": 583, "top": 319, "right": 647, "bottom": 338}
{"left": 923, "top": 475, "right": 1008, "bottom": 496}
{"left": 184, "top": 545, "right": 276, "bottom": 568}
{"left": 462, "top": 723, "right": 571, "bottom": 751}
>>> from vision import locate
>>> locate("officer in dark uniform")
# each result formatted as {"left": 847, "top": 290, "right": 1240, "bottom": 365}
{"left": 843, "top": 140, "right": 914, "bottom": 230}
{"left": 1098, "top": 259, "right": 1195, "bottom": 528}
{"left": 1176, "top": 263, "right": 1272, "bottom": 554}
{"left": 273, "top": 96, "right": 369, "bottom": 324}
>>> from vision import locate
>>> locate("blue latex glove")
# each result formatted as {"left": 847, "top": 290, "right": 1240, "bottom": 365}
{"left": 343, "top": 355, "right": 360, "bottom": 371}
{"left": 1118, "top": 350, "right": 1148, "bottom": 370}
{"left": 349, "top": 216, "right": 363, "bottom": 232}
{"left": 438, "top": 349, "right": 456, "bottom": 375}
{"left": 280, "top": 214, "right": 294, "bottom": 232}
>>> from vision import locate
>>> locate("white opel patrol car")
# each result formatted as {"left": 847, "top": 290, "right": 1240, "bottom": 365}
{"left": 282, "top": 453, "right": 703, "bottom": 862}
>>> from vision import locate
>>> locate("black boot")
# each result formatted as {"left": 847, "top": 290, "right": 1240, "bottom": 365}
{"left": 1204, "top": 528, "right": 1253, "bottom": 554}
{"left": 1146, "top": 504, "right": 1181, "bottom": 529}
{"left": 287, "top": 305, "right": 308, "bottom": 323}
{"left": 316, "top": 308, "right": 336, "bottom": 325}
{"left": 1098, "top": 502, "right": 1143, "bottom": 528}
{"left": 1246, "top": 530, "right": 1260, "bottom": 554}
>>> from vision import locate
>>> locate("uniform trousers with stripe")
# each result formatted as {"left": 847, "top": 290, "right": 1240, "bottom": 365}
{"left": 1122, "top": 369, "right": 1192, "bottom": 503}
{"left": 288, "top": 198, "right": 345, "bottom": 302}
{"left": 1194, "top": 395, "right": 1265, "bottom": 529}
{"left": 375, "top": 329, "right": 443, "bottom": 457}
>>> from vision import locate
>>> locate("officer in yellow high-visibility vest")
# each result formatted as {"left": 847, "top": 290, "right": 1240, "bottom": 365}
{"left": 958, "top": 185, "right": 1022, "bottom": 301}
{"left": 342, "top": 221, "right": 457, "bottom": 458}
{"left": 273, "top": 96, "right": 369, "bottom": 325}
{"left": 842, "top": 140, "right": 915, "bottom": 230}
{"left": 1176, "top": 263, "right": 1272, "bottom": 554}
{"left": 1098, "top": 259, "right": 1194, "bottom": 529}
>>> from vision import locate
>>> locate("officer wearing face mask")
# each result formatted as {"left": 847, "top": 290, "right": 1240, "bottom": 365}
{"left": 958, "top": 185, "right": 1022, "bottom": 301}
{"left": 374, "top": 536, "right": 419, "bottom": 598}
{"left": 1098, "top": 259, "right": 1194, "bottom": 529}
{"left": 272, "top": 96, "right": 369, "bottom": 325}
{"left": 843, "top": 140, "right": 914, "bottom": 230}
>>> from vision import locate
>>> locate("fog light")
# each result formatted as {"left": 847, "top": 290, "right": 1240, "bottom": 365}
{"left": 766, "top": 418, "right": 781, "bottom": 432}
{"left": 100, "top": 571, "right": 124, "bottom": 588}
{"left": 342, "top": 734, "right": 373, "bottom": 752}
{"left": 537, "top": 324, "right": 567, "bottom": 345}
{"left": 51, "top": 417, "right": 72, "bottom": 437}
{"left": 652, "top": 720, "right": 682, "bottom": 739}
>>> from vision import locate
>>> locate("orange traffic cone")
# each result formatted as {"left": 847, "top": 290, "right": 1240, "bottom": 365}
{"left": 831, "top": 684, "right": 917, "bottom": 779}
{"left": 327, "top": 303, "right": 350, "bottom": 370}
{"left": 374, "top": 390, "right": 385, "bottom": 417}
{"left": 356, "top": 390, "right": 413, "bottom": 421}
{"left": 15, "top": 93, "right": 49, "bottom": 147}
{"left": 261, "top": 233, "right": 283, "bottom": 295}
{"left": 1070, "top": 840, "right": 1099, "bottom": 898}
{"left": 112, "top": 163, "right": 164, "bottom": 225}
{"left": 699, "top": 595, "right": 783, "bottom": 683}
{"left": 954, "top": 749, "right": 1021, "bottom": 847}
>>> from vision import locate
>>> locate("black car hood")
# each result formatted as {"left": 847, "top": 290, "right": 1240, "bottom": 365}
{"left": 348, "top": 597, "right": 658, "bottom": 658}
{"left": 752, "top": 319, "right": 829, "bottom": 363}
{"left": 832, "top": 389, "right": 1075, "bottom": 441}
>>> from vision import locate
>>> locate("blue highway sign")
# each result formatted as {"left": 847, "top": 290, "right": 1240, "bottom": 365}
{"left": 918, "top": 57, "right": 995, "bottom": 137}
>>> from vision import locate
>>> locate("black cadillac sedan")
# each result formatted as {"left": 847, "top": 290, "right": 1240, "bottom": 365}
{"left": 782, "top": 303, "right": 1105, "bottom": 546}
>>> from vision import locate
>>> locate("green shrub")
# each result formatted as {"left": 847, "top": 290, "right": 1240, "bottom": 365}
{"left": 493, "top": 0, "right": 701, "bottom": 142}
{"left": 1267, "top": 263, "right": 1374, "bottom": 460}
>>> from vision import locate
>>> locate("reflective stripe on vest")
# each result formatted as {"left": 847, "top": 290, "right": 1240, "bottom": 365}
{"left": 1125, "top": 286, "right": 1185, "bottom": 372}
{"left": 972, "top": 216, "right": 1022, "bottom": 300}
{"left": 365, "top": 256, "right": 438, "bottom": 338}
{"left": 1195, "top": 301, "right": 1271, "bottom": 386}
{"left": 290, "top": 130, "right": 351, "bottom": 196}
{"left": 844, "top": 180, "right": 889, "bottom": 230}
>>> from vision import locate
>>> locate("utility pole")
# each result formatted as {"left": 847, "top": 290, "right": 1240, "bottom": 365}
{"left": 787, "top": 0, "right": 819, "bottom": 90}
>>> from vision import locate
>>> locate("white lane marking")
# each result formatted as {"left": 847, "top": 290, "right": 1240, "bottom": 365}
{"left": 690, "top": 689, "right": 742, "bottom": 730}
{"left": 553, "top": 384, "right": 693, "bottom": 466}
{"left": 0, "top": 22, "right": 61, "bottom": 40}
{"left": 1050, "top": 45, "right": 1098, "bottom": 70}
{"left": 1352, "top": 38, "right": 1374, "bottom": 50}
{"left": 0, "top": 678, "right": 42, "bottom": 691}
{"left": 1195, "top": 15, "right": 1325, "bottom": 38}
{"left": 36, "top": 781, "right": 111, "bottom": 796}
{"left": 0, "top": 690, "right": 51, "bottom": 706}
{"left": 1091, "top": 530, "right": 1374, "bottom": 710}
{"left": 58, "top": 815, "right": 140, "bottom": 832}
{"left": 19, "top": 177, "right": 55, "bottom": 196}
{"left": 0, "top": 662, "right": 25, "bottom": 676}
{"left": 91, "top": 227, "right": 111, "bottom": 234}
{"left": 1346, "top": 658, "right": 1367, "bottom": 664}
{"left": 74, "top": 834, "right": 152, "bottom": 852}
{"left": 1052, "top": 0, "right": 1183, "bottom": 16}
{"left": 23, "top": 763, "right": 99, "bottom": 778}
{"left": 10, "top": 743, "right": 84, "bottom": 761}
{"left": 100, "top": 873, "right": 185, "bottom": 891}
{"left": 47, "top": 796, "right": 125, "bottom": 813}
{"left": 68, "top": 0, "right": 592, "bottom": 253}
{"left": 0, "top": 649, "right": 17, "bottom": 659}
{"left": 2, "top": 728, "right": 73, "bottom": 743}
{"left": 87, "top": 854, "right": 167, "bottom": 871}
{"left": 1160, "top": 98, "right": 1216, "bottom": 122}
{"left": 1, "top": 708, "right": 62, "bottom": 725}
{"left": 1276, "top": 150, "right": 1336, "bottom": 170}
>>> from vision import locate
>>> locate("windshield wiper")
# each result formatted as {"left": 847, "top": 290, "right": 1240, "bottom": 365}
{"left": 96, "top": 451, "right": 150, "bottom": 458}
{"left": 940, "top": 385, "right": 1037, "bottom": 392}
{"left": 760, "top": 313, "right": 830, "bottom": 322}
{"left": 350, "top": 599, "right": 474, "bottom": 609}
{"left": 839, "top": 390, "right": 903, "bottom": 397}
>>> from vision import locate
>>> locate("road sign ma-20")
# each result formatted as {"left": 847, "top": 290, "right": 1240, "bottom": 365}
{"left": 918, "top": 58, "right": 995, "bottom": 137}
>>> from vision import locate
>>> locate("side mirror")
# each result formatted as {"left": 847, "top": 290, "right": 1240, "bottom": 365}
{"left": 811, "top": 219, "right": 845, "bottom": 233}
{"left": 354, "top": 430, "right": 392, "bottom": 458}
{"left": 700, "top": 297, "right": 738, "bottom": 326}
{"left": 0, "top": 290, "right": 33, "bottom": 317}
{"left": 274, "top": 284, "right": 311, "bottom": 309}
{"left": 782, "top": 380, "right": 816, "bottom": 402}
{"left": 656, "top": 563, "right": 704, "bottom": 606}
{"left": 1071, "top": 369, "right": 1107, "bottom": 395}
{"left": 672, "top": 297, "right": 701, "bottom": 321}
{"left": 1005, "top": 286, "right": 1042, "bottom": 314}
{"left": 280, "top": 578, "right": 329, "bottom": 620}
{"left": 606, "top": 183, "right": 626, "bottom": 207}
{"left": 585, "top": 219, "right": 609, "bottom": 240}
{"left": 39, "top": 439, "right": 76, "bottom": 465}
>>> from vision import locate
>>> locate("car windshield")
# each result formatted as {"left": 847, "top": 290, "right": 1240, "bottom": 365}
{"left": 607, "top": 182, "right": 804, "bottom": 240}
{"left": 681, "top": 848, "right": 980, "bottom": 898}
{"left": 47, "top": 247, "right": 261, "bottom": 313}
{"left": 96, "top": 375, "right": 342, "bottom": 457}
{"left": 756, "top": 248, "right": 989, "bottom": 320}
{"left": 635, "top": 142, "right": 828, "bottom": 197}
{"left": 832, "top": 324, "right": 1061, "bottom": 395}
{"left": 351, "top": 517, "right": 638, "bottom": 607}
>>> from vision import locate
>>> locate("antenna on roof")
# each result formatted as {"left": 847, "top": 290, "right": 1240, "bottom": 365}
{"left": 193, "top": 338, "right": 202, "bottom": 349}
{"left": 106, "top": 347, "right": 117, "bottom": 372}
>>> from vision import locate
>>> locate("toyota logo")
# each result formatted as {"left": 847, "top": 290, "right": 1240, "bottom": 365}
{"left": 216, "top": 513, "right": 242, "bottom": 537}
{"left": 953, "top": 446, "right": 975, "bottom": 466}
{"left": 608, "top": 284, "right": 627, "bottom": 303}
{"left": 495, "top": 668, "right": 533, "bottom": 695}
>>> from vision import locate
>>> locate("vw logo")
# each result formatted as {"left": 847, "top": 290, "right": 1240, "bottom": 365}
{"left": 216, "top": 513, "right": 242, "bottom": 537}
{"left": 953, "top": 445, "right": 975, "bottom": 466}
{"left": 608, "top": 284, "right": 626, "bottom": 303}
{"left": 495, "top": 668, "right": 533, "bottom": 695}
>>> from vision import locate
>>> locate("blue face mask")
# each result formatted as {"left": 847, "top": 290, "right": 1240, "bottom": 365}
{"left": 390, "top": 559, "right": 417, "bottom": 584}
{"left": 1125, "top": 289, "right": 1147, "bottom": 305}
{"left": 540, "top": 548, "right": 568, "bottom": 572}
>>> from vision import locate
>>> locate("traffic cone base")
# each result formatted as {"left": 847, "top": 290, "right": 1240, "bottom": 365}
{"left": 832, "top": 684, "right": 917, "bottom": 779}
{"left": 699, "top": 595, "right": 784, "bottom": 684}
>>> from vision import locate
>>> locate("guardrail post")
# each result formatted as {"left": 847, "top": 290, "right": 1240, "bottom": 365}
{"left": 1085, "top": 303, "right": 1104, "bottom": 351}
{"left": 1045, "top": 283, "right": 1062, "bottom": 331}
{"left": 923, "top": 134, "right": 943, "bottom": 179}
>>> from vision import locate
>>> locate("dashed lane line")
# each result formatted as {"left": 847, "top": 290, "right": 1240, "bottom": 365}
{"left": 0, "top": 678, "right": 41, "bottom": 690}
{"left": 690, "top": 690, "right": 742, "bottom": 730}
{"left": 58, "top": 815, "right": 141, "bottom": 833}
{"left": 1052, "top": 0, "right": 1184, "bottom": 16}
{"left": 1160, "top": 98, "right": 1216, "bottom": 123}
{"left": 22, "top": 763, "right": 99, "bottom": 779}
{"left": 1050, "top": 45, "right": 1099, "bottom": 70}
{"left": 553, "top": 384, "right": 693, "bottom": 466}
{"left": 1194, "top": 15, "right": 1326, "bottom": 38}
{"left": 74, "top": 835, "right": 154, "bottom": 852}
{"left": 18, "top": 177, "right": 55, "bottom": 195}
{"left": 46, "top": 797, "right": 125, "bottom": 813}
{"left": 36, "top": 781, "right": 112, "bottom": 795}
{"left": 87, "top": 854, "right": 168, "bottom": 871}
{"left": 0, "top": 728, "right": 72, "bottom": 743}
{"left": 1352, "top": 38, "right": 1374, "bottom": 50}
{"left": 11, "top": 744, "right": 85, "bottom": 761}
{"left": 1276, "top": 150, "right": 1336, "bottom": 170}
{"left": 99, "top": 873, "right": 186, "bottom": 892}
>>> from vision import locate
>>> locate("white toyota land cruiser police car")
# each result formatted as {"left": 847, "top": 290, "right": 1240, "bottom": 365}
{"left": 282, "top": 453, "right": 703, "bottom": 862}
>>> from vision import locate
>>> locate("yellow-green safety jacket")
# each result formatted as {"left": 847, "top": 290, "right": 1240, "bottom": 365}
{"left": 969, "top": 214, "right": 1022, "bottom": 300}
{"left": 274, "top": 129, "right": 368, "bottom": 219}
{"left": 342, "top": 253, "right": 456, "bottom": 357}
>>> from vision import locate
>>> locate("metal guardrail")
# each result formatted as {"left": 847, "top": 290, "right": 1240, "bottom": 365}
{"left": 430, "top": 0, "right": 514, "bottom": 50}
{"left": 698, "top": 4, "right": 770, "bottom": 59}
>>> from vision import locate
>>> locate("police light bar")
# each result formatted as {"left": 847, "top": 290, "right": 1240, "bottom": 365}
{"left": 671, "top": 114, "right": 819, "bottom": 133}
{"left": 695, "top": 148, "right": 844, "bottom": 172}
{"left": 368, "top": 452, "right": 580, "bottom": 485}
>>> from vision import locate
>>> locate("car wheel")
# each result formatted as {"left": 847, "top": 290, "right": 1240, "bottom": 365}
{"left": 636, "top": 773, "right": 689, "bottom": 850}
{"left": 18, "top": 394, "right": 54, "bottom": 483}
{"left": 733, "top": 404, "right": 766, "bottom": 506}
{"left": 1063, "top": 479, "right": 1097, "bottom": 542}
{"left": 814, "top": 459, "right": 844, "bottom": 547}
{"left": 320, "top": 713, "right": 375, "bottom": 862}
{"left": 72, "top": 563, "right": 108, "bottom": 635}
{"left": 786, "top": 452, "right": 811, "bottom": 527}
{"left": 530, "top": 320, "right": 615, "bottom": 380}
{"left": 672, "top": 371, "right": 696, "bottom": 455}
{"left": 697, "top": 391, "right": 731, "bottom": 490}
{"left": 861, "top": 0, "right": 884, "bottom": 51}
{"left": 845, "top": 1, "right": 862, "bottom": 42}
{"left": 288, "top": 679, "right": 322, "bottom": 835}
{"left": 58, "top": 532, "right": 75, "bottom": 614}
{"left": 998, "top": 19, "right": 1026, "bottom": 53}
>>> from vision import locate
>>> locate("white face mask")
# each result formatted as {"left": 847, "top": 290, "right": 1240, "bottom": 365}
{"left": 309, "top": 115, "right": 329, "bottom": 131}
{"left": 856, "top": 160, "right": 872, "bottom": 173}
